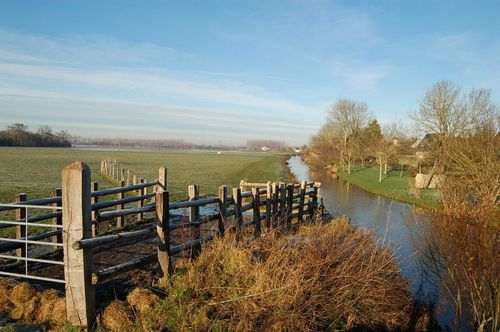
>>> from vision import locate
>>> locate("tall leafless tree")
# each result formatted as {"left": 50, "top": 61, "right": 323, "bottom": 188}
{"left": 327, "top": 99, "right": 370, "bottom": 174}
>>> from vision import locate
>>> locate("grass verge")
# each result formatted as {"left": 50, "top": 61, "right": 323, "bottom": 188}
{"left": 337, "top": 167, "right": 439, "bottom": 209}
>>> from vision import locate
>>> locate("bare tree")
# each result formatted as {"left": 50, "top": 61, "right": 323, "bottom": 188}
{"left": 411, "top": 81, "right": 474, "bottom": 169}
{"left": 327, "top": 99, "right": 370, "bottom": 174}
{"left": 37, "top": 125, "right": 53, "bottom": 137}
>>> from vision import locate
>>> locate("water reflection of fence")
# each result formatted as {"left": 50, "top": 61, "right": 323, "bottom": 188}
{"left": 0, "top": 161, "right": 322, "bottom": 329}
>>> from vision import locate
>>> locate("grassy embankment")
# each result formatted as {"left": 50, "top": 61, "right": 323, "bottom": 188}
{"left": 0, "top": 147, "right": 291, "bottom": 203}
{"left": 337, "top": 167, "right": 439, "bottom": 209}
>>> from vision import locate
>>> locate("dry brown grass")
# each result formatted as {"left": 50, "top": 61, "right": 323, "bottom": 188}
{"left": 0, "top": 279, "right": 66, "bottom": 330}
{"left": 138, "top": 217, "right": 411, "bottom": 331}
{"left": 100, "top": 300, "right": 134, "bottom": 331}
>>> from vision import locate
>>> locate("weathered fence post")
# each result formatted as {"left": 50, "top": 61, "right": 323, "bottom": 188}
{"left": 126, "top": 169, "right": 131, "bottom": 186}
{"left": 138, "top": 178, "right": 145, "bottom": 220}
{"left": 217, "top": 185, "right": 227, "bottom": 236}
{"left": 271, "top": 182, "right": 279, "bottom": 227}
{"left": 265, "top": 181, "right": 272, "bottom": 230}
{"left": 15, "top": 193, "right": 27, "bottom": 259}
{"left": 62, "top": 162, "right": 95, "bottom": 330}
{"left": 298, "top": 181, "right": 306, "bottom": 223}
{"left": 156, "top": 190, "right": 172, "bottom": 280}
{"left": 90, "top": 182, "right": 98, "bottom": 237}
{"left": 159, "top": 167, "right": 167, "bottom": 192}
{"left": 311, "top": 183, "right": 319, "bottom": 217}
{"left": 188, "top": 185, "right": 200, "bottom": 258}
{"left": 252, "top": 188, "right": 261, "bottom": 237}
{"left": 232, "top": 188, "right": 243, "bottom": 232}
{"left": 279, "top": 183, "right": 286, "bottom": 227}
{"left": 286, "top": 184, "right": 294, "bottom": 226}
{"left": 117, "top": 180, "right": 125, "bottom": 228}
{"left": 53, "top": 188, "right": 62, "bottom": 249}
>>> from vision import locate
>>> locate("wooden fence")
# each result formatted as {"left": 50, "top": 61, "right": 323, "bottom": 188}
{"left": 0, "top": 161, "right": 322, "bottom": 330}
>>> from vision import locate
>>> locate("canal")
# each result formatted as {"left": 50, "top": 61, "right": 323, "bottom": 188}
{"left": 287, "top": 156, "right": 461, "bottom": 330}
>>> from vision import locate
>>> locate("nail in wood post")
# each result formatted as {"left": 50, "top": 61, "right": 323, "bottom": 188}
{"left": 138, "top": 178, "right": 145, "bottom": 220}
{"left": 252, "top": 188, "right": 262, "bottom": 237}
{"left": 117, "top": 180, "right": 125, "bottom": 228}
{"left": 90, "top": 182, "right": 98, "bottom": 237}
{"left": 232, "top": 188, "right": 243, "bottom": 232}
{"left": 217, "top": 185, "right": 227, "bottom": 236}
{"left": 286, "top": 184, "right": 294, "bottom": 225}
{"left": 62, "top": 162, "right": 95, "bottom": 330}
{"left": 53, "top": 188, "right": 63, "bottom": 249}
{"left": 298, "top": 181, "right": 306, "bottom": 223}
{"left": 271, "top": 182, "right": 279, "bottom": 227}
{"left": 188, "top": 185, "right": 200, "bottom": 258}
{"left": 265, "top": 182, "right": 272, "bottom": 230}
{"left": 15, "top": 193, "right": 27, "bottom": 259}
{"left": 156, "top": 190, "right": 172, "bottom": 280}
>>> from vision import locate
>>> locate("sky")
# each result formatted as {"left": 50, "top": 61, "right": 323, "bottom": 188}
{"left": 0, "top": 1, "right": 499, "bottom": 145}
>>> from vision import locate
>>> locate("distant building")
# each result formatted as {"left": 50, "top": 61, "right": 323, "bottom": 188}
{"left": 260, "top": 146, "right": 270, "bottom": 152}
{"left": 294, "top": 147, "right": 302, "bottom": 153}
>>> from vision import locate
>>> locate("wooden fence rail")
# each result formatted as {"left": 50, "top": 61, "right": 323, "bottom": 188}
{"left": 0, "top": 161, "right": 322, "bottom": 330}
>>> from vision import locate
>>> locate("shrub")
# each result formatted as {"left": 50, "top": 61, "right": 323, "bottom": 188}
{"left": 142, "top": 218, "right": 411, "bottom": 331}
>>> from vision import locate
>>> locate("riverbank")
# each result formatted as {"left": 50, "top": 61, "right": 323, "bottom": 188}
{"left": 337, "top": 167, "right": 439, "bottom": 209}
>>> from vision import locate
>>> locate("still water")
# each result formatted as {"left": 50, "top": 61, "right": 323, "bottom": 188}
{"left": 287, "top": 156, "right": 459, "bottom": 330}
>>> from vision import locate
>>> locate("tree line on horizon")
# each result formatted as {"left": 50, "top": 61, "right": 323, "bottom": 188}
{"left": 0, "top": 123, "right": 292, "bottom": 152}
{"left": 0, "top": 123, "right": 72, "bottom": 148}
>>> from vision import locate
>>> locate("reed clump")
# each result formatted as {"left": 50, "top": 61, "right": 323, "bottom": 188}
{"left": 140, "top": 217, "right": 411, "bottom": 331}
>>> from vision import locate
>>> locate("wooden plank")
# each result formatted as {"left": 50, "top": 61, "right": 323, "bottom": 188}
{"left": 252, "top": 188, "right": 261, "bottom": 237}
{"left": 156, "top": 191, "right": 172, "bottom": 280}
{"left": 15, "top": 193, "right": 26, "bottom": 259}
{"left": 188, "top": 185, "right": 201, "bottom": 258}
{"left": 62, "top": 162, "right": 95, "bottom": 330}
{"left": 53, "top": 188, "right": 62, "bottom": 248}
{"left": 217, "top": 185, "right": 227, "bottom": 236}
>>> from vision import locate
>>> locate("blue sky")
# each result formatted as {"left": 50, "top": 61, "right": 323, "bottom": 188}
{"left": 0, "top": 1, "right": 498, "bottom": 145}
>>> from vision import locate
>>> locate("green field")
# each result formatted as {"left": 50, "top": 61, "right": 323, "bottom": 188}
{"left": 0, "top": 147, "right": 291, "bottom": 203}
{"left": 338, "top": 167, "right": 439, "bottom": 209}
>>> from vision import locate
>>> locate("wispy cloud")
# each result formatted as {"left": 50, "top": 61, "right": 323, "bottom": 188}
{"left": 0, "top": 28, "right": 321, "bottom": 144}
{"left": 331, "top": 57, "right": 390, "bottom": 89}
